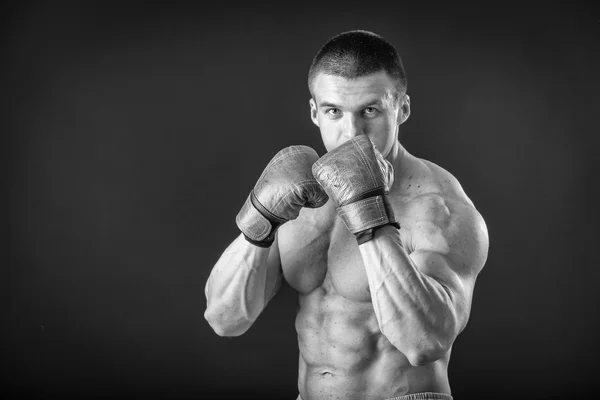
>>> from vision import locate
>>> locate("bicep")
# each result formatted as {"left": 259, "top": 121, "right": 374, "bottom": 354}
{"left": 409, "top": 249, "right": 473, "bottom": 332}
{"left": 408, "top": 204, "right": 489, "bottom": 332}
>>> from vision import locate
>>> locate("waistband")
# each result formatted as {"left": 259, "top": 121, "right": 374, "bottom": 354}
{"left": 297, "top": 392, "right": 453, "bottom": 400}
{"left": 385, "top": 392, "right": 453, "bottom": 400}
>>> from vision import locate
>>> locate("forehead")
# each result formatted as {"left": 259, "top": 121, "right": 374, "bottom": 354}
{"left": 312, "top": 72, "right": 397, "bottom": 104}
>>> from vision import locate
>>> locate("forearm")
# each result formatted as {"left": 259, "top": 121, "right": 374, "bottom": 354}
{"left": 204, "top": 234, "right": 279, "bottom": 336}
{"left": 359, "top": 226, "right": 458, "bottom": 365}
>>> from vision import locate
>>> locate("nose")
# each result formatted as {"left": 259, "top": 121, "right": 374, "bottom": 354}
{"left": 342, "top": 114, "right": 364, "bottom": 139}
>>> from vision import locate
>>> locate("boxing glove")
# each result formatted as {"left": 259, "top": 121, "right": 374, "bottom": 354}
{"left": 312, "top": 136, "right": 400, "bottom": 245}
{"left": 236, "top": 146, "right": 329, "bottom": 247}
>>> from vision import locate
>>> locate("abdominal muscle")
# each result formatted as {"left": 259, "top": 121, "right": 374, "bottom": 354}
{"left": 294, "top": 279, "right": 450, "bottom": 400}
{"left": 279, "top": 206, "right": 450, "bottom": 399}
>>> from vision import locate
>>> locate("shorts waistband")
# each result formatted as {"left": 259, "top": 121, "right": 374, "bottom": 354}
{"left": 385, "top": 392, "right": 453, "bottom": 400}
{"left": 297, "top": 392, "right": 453, "bottom": 400}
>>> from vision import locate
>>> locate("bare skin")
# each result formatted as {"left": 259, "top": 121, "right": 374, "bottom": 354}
{"left": 205, "top": 72, "right": 489, "bottom": 399}
{"left": 283, "top": 148, "right": 487, "bottom": 399}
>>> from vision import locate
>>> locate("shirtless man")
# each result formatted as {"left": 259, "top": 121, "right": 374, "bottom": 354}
{"left": 204, "top": 30, "right": 489, "bottom": 400}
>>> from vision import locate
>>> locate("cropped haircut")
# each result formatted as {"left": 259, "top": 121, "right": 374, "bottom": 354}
{"left": 308, "top": 30, "right": 407, "bottom": 101}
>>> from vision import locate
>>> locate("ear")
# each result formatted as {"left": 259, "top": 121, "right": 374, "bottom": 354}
{"left": 309, "top": 98, "right": 319, "bottom": 127}
{"left": 397, "top": 94, "right": 411, "bottom": 125}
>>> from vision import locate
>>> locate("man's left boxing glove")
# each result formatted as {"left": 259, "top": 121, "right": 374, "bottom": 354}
{"left": 312, "top": 136, "right": 400, "bottom": 245}
{"left": 236, "top": 146, "right": 329, "bottom": 247}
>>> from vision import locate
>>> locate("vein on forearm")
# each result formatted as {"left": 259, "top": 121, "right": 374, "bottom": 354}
{"left": 360, "top": 231, "right": 455, "bottom": 350}
{"left": 205, "top": 237, "right": 271, "bottom": 328}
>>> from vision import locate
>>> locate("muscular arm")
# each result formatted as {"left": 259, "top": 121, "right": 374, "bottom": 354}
{"left": 205, "top": 145, "right": 326, "bottom": 337}
{"left": 204, "top": 234, "right": 283, "bottom": 337}
{"left": 359, "top": 199, "right": 489, "bottom": 366}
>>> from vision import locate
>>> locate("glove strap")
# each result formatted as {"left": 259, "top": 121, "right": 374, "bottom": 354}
{"left": 338, "top": 194, "right": 400, "bottom": 245}
{"left": 236, "top": 192, "right": 286, "bottom": 248}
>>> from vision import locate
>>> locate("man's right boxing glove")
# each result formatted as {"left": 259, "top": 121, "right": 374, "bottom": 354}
{"left": 236, "top": 146, "right": 329, "bottom": 247}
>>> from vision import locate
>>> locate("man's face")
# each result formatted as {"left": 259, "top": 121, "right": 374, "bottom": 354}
{"left": 309, "top": 71, "right": 410, "bottom": 157}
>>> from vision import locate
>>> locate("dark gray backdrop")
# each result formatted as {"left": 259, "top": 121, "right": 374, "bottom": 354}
{"left": 6, "top": 2, "right": 599, "bottom": 399}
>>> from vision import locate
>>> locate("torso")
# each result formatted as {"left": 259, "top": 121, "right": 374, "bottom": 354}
{"left": 277, "top": 151, "right": 471, "bottom": 400}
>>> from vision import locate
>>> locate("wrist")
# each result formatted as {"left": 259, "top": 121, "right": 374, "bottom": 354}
{"left": 236, "top": 192, "right": 286, "bottom": 247}
{"left": 242, "top": 233, "right": 276, "bottom": 248}
{"left": 338, "top": 192, "right": 398, "bottom": 230}
{"left": 355, "top": 222, "right": 401, "bottom": 245}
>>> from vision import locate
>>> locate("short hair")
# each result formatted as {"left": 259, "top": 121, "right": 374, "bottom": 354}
{"left": 308, "top": 30, "right": 407, "bottom": 100}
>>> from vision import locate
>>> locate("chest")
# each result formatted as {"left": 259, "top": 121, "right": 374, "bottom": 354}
{"left": 277, "top": 204, "right": 374, "bottom": 301}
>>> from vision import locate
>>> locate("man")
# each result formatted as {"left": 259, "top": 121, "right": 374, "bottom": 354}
{"left": 205, "top": 30, "right": 489, "bottom": 400}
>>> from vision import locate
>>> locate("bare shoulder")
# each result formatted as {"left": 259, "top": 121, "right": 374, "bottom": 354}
{"left": 395, "top": 155, "right": 489, "bottom": 278}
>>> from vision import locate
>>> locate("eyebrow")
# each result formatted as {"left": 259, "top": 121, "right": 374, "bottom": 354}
{"left": 318, "top": 100, "right": 383, "bottom": 109}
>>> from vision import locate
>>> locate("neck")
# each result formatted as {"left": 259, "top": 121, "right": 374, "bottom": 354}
{"left": 386, "top": 141, "right": 410, "bottom": 192}
{"left": 386, "top": 140, "right": 408, "bottom": 166}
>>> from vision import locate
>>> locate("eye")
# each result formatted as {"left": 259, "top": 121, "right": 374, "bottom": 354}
{"left": 364, "top": 107, "right": 379, "bottom": 116}
{"left": 325, "top": 108, "right": 341, "bottom": 117}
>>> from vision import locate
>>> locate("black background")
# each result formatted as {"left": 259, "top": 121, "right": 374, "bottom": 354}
{"left": 5, "top": 1, "right": 600, "bottom": 399}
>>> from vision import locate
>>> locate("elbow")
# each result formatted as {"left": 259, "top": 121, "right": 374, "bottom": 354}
{"left": 405, "top": 313, "right": 460, "bottom": 366}
{"left": 204, "top": 308, "right": 249, "bottom": 337}
{"left": 405, "top": 346, "right": 445, "bottom": 367}
{"left": 404, "top": 338, "right": 451, "bottom": 367}
{"left": 380, "top": 320, "right": 452, "bottom": 366}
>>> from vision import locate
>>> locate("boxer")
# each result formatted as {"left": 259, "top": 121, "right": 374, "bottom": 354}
{"left": 205, "top": 30, "right": 489, "bottom": 400}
